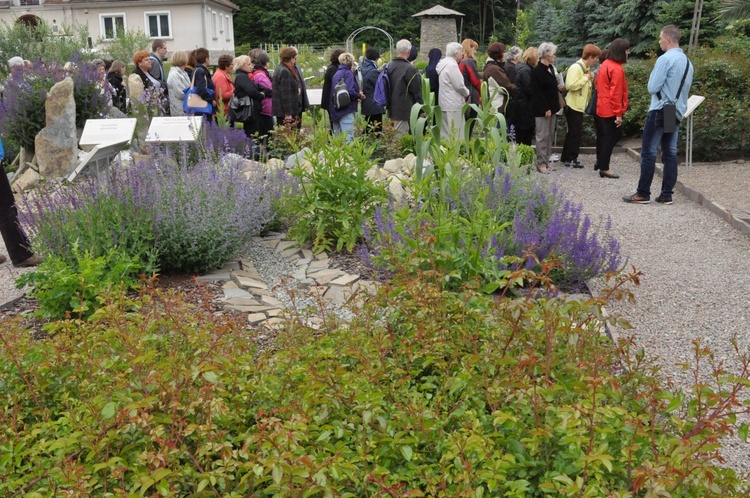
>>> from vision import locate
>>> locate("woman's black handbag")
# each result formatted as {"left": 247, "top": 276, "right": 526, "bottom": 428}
{"left": 585, "top": 74, "right": 597, "bottom": 116}
{"left": 229, "top": 94, "right": 254, "bottom": 122}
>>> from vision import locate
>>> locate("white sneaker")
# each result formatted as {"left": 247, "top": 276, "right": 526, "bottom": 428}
{"left": 549, "top": 153, "right": 560, "bottom": 162}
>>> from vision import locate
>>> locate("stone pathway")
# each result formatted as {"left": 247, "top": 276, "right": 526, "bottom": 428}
{"left": 197, "top": 232, "right": 378, "bottom": 328}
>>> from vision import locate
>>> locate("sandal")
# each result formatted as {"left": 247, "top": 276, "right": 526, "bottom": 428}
{"left": 536, "top": 165, "right": 550, "bottom": 174}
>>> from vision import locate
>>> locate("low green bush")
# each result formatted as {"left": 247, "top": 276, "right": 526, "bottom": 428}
{"left": 286, "top": 138, "right": 389, "bottom": 253}
{"left": 1, "top": 269, "right": 747, "bottom": 495}
{"left": 15, "top": 244, "right": 144, "bottom": 320}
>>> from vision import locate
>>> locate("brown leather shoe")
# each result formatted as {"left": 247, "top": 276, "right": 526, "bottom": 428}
{"left": 0, "top": 254, "right": 6, "bottom": 264}
{"left": 15, "top": 254, "right": 43, "bottom": 268}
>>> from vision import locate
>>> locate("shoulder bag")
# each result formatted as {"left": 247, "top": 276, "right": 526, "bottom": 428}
{"left": 183, "top": 69, "right": 214, "bottom": 114}
{"left": 229, "top": 93, "right": 255, "bottom": 122}
{"left": 585, "top": 71, "right": 598, "bottom": 116}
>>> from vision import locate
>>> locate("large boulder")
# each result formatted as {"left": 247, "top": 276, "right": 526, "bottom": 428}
{"left": 34, "top": 78, "right": 78, "bottom": 179}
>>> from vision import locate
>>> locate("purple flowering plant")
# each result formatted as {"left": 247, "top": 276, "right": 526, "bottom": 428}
{"left": 19, "top": 151, "right": 295, "bottom": 275}
{"left": 365, "top": 160, "right": 623, "bottom": 292}
{"left": 0, "top": 54, "right": 111, "bottom": 151}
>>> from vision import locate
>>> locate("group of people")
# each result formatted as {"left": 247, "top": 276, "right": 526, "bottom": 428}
{"left": 317, "top": 24, "right": 692, "bottom": 205}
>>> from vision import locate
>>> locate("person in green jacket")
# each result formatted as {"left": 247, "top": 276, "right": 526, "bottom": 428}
{"left": 561, "top": 44, "right": 602, "bottom": 169}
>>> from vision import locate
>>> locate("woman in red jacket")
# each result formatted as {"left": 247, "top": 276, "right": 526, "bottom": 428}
{"left": 594, "top": 38, "right": 629, "bottom": 179}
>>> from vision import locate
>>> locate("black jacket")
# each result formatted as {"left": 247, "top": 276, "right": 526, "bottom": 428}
{"left": 386, "top": 57, "right": 423, "bottom": 121}
{"left": 107, "top": 72, "right": 127, "bottom": 113}
{"left": 508, "top": 62, "right": 535, "bottom": 130}
{"left": 530, "top": 61, "right": 561, "bottom": 117}
{"left": 234, "top": 69, "right": 265, "bottom": 121}
{"left": 321, "top": 63, "right": 338, "bottom": 113}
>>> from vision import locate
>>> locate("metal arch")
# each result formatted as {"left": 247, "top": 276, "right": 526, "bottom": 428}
{"left": 346, "top": 26, "right": 394, "bottom": 61}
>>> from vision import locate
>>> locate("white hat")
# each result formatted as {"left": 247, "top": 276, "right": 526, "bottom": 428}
{"left": 7, "top": 56, "right": 24, "bottom": 67}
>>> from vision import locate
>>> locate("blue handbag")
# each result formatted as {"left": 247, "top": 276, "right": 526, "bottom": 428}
{"left": 183, "top": 70, "right": 214, "bottom": 114}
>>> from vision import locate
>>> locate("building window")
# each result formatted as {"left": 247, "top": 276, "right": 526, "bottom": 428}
{"left": 145, "top": 12, "right": 171, "bottom": 38}
{"left": 225, "top": 15, "right": 231, "bottom": 41}
{"left": 212, "top": 12, "right": 218, "bottom": 40}
{"left": 100, "top": 14, "right": 125, "bottom": 41}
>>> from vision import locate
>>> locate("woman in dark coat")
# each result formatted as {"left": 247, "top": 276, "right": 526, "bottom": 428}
{"left": 233, "top": 55, "right": 266, "bottom": 143}
{"left": 530, "top": 42, "right": 562, "bottom": 174}
{"left": 321, "top": 49, "right": 343, "bottom": 132}
{"left": 249, "top": 50, "right": 275, "bottom": 155}
{"left": 425, "top": 48, "right": 442, "bottom": 98}
{"left": 508, "top": 47, "right": 538, "bottom": 146}
{"left": 272, "top": 46, "right": 302, "bottom": 129}
{"left": 360, "top": 47, "right": 384, "bottom": 133}
{"left": 106, "top": 60, "right": 127, "bottom": 113}
{"left": 191, "top": 47, "right": 216, "bottom": 120}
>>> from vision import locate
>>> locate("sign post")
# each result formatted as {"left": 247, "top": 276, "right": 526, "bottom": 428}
{"left": 683, "top": 95, "right": 705, "bottom": 171}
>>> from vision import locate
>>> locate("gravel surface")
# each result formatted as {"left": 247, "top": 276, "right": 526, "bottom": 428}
{"left": 548, "top": 153, "right": 750, "bottom": 476}
{"left": 679, "top": 159, "right": 750, "bottom": 215}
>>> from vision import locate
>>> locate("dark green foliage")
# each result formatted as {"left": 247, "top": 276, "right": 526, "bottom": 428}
{"left": 1, "top": 269, "right": 748, "bottom": 494}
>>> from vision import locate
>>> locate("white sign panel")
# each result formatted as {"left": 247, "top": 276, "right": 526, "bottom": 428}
{"left": 79, "top": 118, "right": 137, "bottom": 148}
{"left": 307, "top": 88, "right": 323, "bottom": 107}
{"left": 684, "top": 95, "right": 705, "bottom": 119}
{"left": 67, "top": 139, "right": 129, "bottom": 182}
{"left": 146, "top": 116, "right": 204, "bottom": 143}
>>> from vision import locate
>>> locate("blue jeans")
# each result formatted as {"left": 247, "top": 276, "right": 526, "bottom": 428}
{"left": 637, "top": 109, "right": 680, "bottom": 199}
{"left": 332, "top": 112, "right": 355, "bottom": 143}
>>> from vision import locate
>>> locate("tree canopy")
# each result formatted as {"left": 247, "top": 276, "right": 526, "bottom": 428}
{"left": 232, "top": 0, "right": 743, "bottom": 56}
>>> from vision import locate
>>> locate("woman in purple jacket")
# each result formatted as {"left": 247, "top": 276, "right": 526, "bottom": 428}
{"left": 328, "top": 52, "right": 364, "bottom": 143}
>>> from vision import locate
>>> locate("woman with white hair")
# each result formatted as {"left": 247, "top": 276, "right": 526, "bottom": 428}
{"left": 436, "top": 42, "right": 470, "bottom": 140}
{"left": 530, "top": 42, "right": 562, "bottom": 173}
{"left": 504, "top": 46, "right": 522, "bottom": 84}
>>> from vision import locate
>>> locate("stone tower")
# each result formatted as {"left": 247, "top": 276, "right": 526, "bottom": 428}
{"left": 412, "top": 5, "right": 465, "bottom": 61}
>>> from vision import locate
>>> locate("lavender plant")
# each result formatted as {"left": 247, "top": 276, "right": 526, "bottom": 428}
{"left": 0, "top": 55, "right": 111, "bottom": 151}
{"left": 20, "top": 152, "right": 295, "bottom": 275}
{"left": 365, "top": 161, "right": 623, "bottom": 292}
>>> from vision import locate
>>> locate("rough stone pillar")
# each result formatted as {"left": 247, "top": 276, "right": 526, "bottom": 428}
{"left": 35, "top": 77, "right": 78, "bottom": 178}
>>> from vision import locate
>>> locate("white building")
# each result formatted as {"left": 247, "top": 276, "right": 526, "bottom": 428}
{"left": 0, "top": 0, "right": 239, "bottom": 58}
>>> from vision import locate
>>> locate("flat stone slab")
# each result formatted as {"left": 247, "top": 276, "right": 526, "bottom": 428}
{"left": 223, "top": 288, "right": 253, "bottom": 299}
{"left": 307, "top": 260, "right": 330, "bottom": 270}
{"left": 196, "top": 273, "right": 231, "bottom": 282}
{"left": 275, "top": 240, "right": 298, "bottom": 253}
{"left": 324, "top": 285, "right": 350, "bottom": 306}
{"left": 245, "top": 305, "right": 280, "bottom": 313}
{"left": 233, "top": 269, "right": 263, "bottom": 280}
{"left": 281, "top": 248, "right": 301, "bottom": 259}
{"left": 222, "top": 281, "right": 239, "bottom": 290}
{"left": 221, "top": 296, "right": 261, "bottom": 306}
{"left": 260, "top": 295, "right": 284, "bottom": 307}
{"left": 307, "top": 268, "right": 346, "bottom": 284}
{"left": 247, "top": 313, "right": 268, "bottom": 325}
{"left": 313, "top": 252, "right": 329, "bottom": 261}
{"left": 329, "top": 274, "right": 360, "bottom": 286}
{"left": 301, "top": 249, "right": 314, "bottom": 260}
{"left": 233, "top": 275, "right": 269, "bottom": 290}
{"left": 266, "top": 308, "right": 284, "bottom": 317}
{"left": 220, "top": 261, "right": 241, "bottom": 270}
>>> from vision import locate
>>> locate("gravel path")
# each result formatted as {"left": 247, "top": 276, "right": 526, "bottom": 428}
{"left": 548, "top": 153, "right": 750, "bottom": 476}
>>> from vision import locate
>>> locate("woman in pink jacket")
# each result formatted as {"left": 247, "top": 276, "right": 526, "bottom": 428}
{"left": 249, "top": 50, "right": 274, "bottom": 156}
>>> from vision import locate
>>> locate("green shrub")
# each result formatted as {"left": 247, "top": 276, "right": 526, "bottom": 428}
{"left": 15, "top": 244, "right": 144, "bottom": 320}
{"left": 286, "top": 138, "right": 389, "bottom": 253}
{"left": 1, "top": 269, "right": 747, "bottom": 495}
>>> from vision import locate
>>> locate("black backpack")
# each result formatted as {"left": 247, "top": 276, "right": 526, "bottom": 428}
{"left": 333, "top": 77, "right": 351, "bottom": 110}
